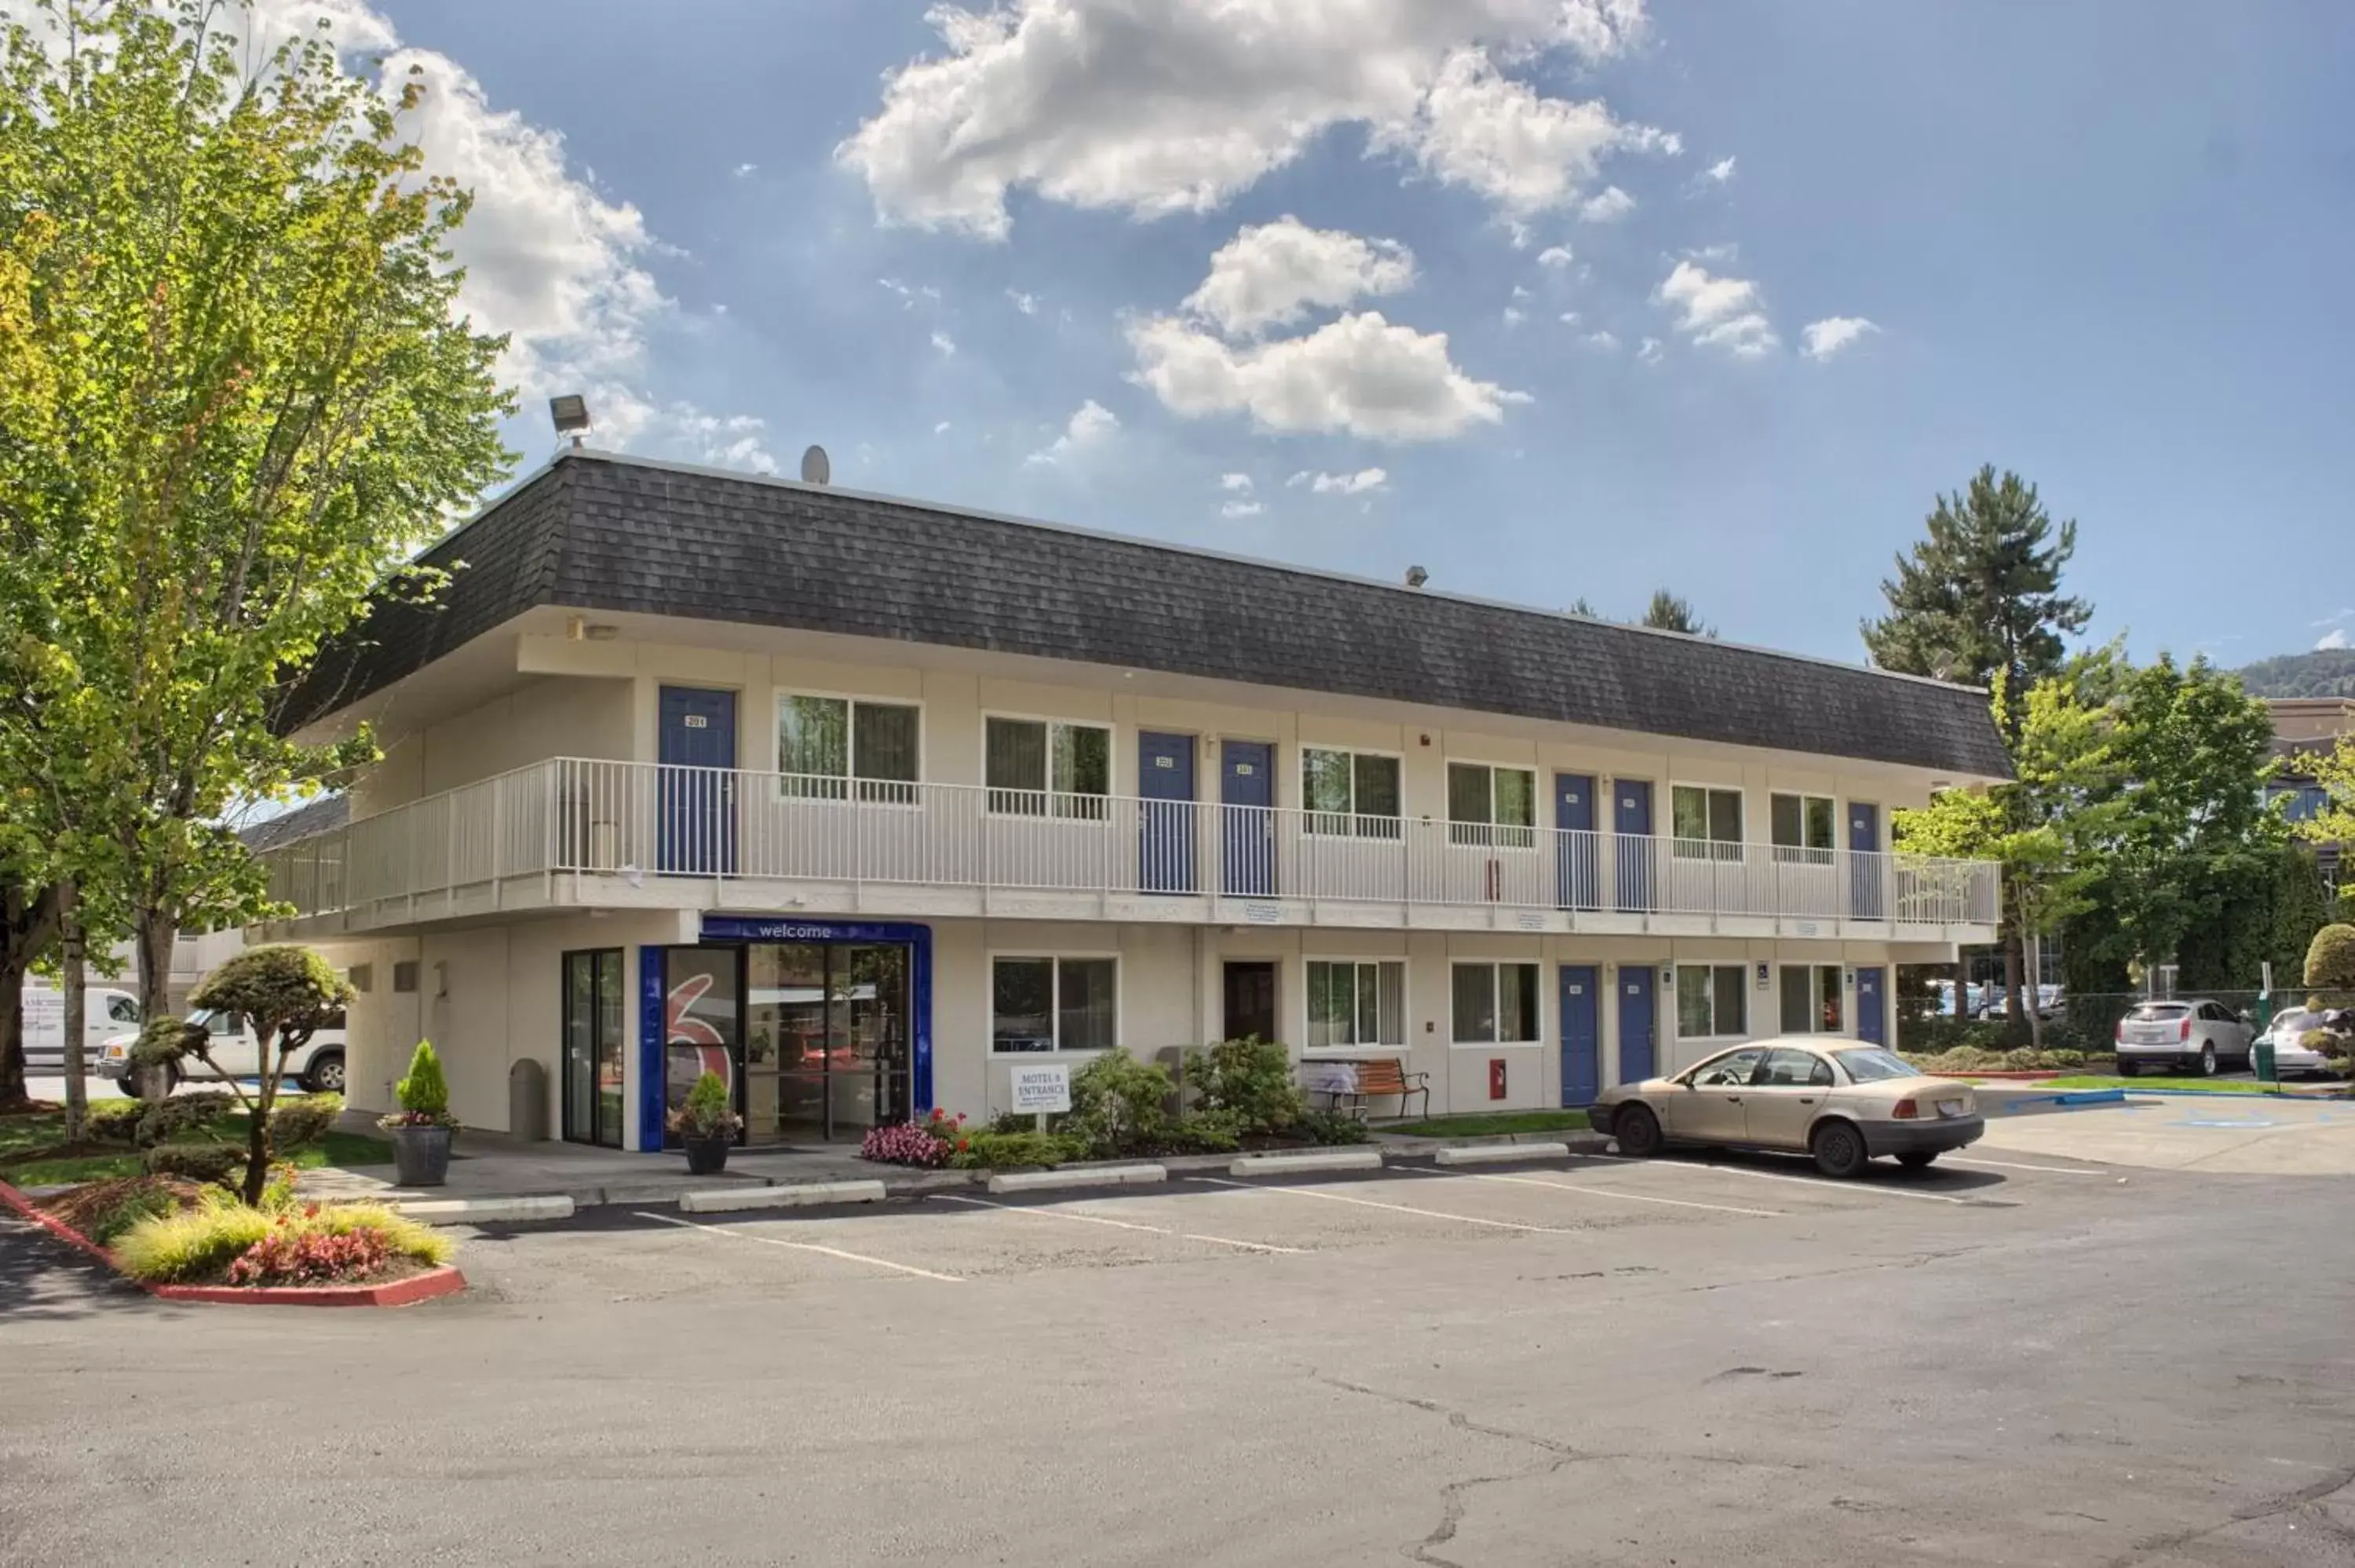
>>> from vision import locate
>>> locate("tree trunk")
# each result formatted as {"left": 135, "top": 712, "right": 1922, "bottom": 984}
{"left": 60, "top": 881, "right": 87, "bottom": 1143}
{"left": 133, "top": 906, "right": 179, "bottom": 1100}
{"left": 2003, "top": 932, "right": 2025, "bottom": 1031}
{"left": 0, "top": 881, "right": 59, "bottom": 1108}
{"left": 240, "top": 1027, "right": 279, "bottom": 1208}
{"left": 2024, "top": 931, "right": 2045, "bottom": 1050}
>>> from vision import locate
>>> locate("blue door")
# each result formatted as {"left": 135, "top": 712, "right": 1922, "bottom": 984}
{"left": 1614, "top": 779, "right": 1655, "bottom": 913}
{"left": 1560, "top": 965, "right": 1601, "bottom": 1105}
{"left": 1856, "top": 966, "right": 1887, "bottom": 1045}
{"left": 1555, "top": 773, "right": 1599, "bottom": 911}
{"left": 1221, "top": 740, "right": 1275, "bottom": 896}
{"left": 659, "top": 687, "right": 737, "bottom": 875}
{"left": 1849, "top": 802, "right": 1883, "bottom": 919}
{"left": 1617, "top": 966, "right": 1656, "bottom": 1084}
{"left": 1138, "top": 731, "right": 1197, "bottom": 894}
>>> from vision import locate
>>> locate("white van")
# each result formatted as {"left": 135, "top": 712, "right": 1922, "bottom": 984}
{"left": 94, "top": 1008, "right": 347, "bottom": 1097}
{"left": 20, "top": 984, "right": 142, "bottom": 1073}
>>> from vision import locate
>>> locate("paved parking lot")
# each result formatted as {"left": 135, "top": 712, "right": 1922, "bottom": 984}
{"left": 1977, "top": 1094, "right": 2355, "bottom": 1174}
{"left": 9, "top": 1143, "right": 2355, "bottom": 1567}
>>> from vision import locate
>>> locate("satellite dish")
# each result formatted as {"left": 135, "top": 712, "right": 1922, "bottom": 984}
{"left": 799, "top": 444, "right": 831, "bottom": 486}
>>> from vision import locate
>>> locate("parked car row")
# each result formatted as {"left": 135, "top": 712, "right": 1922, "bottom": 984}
{"left": 2114, "top": 998, "right": 2353, "bottom": 1078}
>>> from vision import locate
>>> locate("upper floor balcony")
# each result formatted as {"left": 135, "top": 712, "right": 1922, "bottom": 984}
{"left": 254, "top": 757, "right": 2001, "bottom": 942}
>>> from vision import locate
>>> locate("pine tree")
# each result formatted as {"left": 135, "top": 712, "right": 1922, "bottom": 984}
{"left": 1862, "top": 466, "right": 2092, "bottom": 717}
{"left": 1641, "top": 590, "right": 1714, "bottom": 637}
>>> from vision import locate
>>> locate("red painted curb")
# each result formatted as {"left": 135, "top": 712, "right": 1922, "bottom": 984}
{"left": 0, "top": 1176, "right": 465, "bottom": 1307}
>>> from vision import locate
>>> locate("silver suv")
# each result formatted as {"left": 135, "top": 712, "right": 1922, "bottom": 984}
{"left": 2115, "top": 998, "right": 2253, "bottom": 1078}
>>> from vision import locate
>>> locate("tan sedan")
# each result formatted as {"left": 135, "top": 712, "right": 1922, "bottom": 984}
{"left": 1588, "top": 1038, "right": 1983, "bottom": 1178}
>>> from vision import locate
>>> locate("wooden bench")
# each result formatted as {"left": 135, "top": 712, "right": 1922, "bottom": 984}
{"left": 1308, "top": 1057, "right": 1431, "bottom": 1121}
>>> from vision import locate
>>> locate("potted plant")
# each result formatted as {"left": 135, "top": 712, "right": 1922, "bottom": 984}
{"left": 670, "top": 1071, "right": 742, "bottom": 1176}
{"left": 378, "top": 1040, "right": 459, "bottom": 1187}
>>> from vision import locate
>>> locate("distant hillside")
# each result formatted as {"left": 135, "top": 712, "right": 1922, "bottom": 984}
{"left": 2237, "top": 648, "right": 2355, "bottom": 699}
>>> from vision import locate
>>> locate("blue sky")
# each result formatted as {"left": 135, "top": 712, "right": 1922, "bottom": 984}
{"left": 351, "top": 0, "right": 2355, "bottom": 667}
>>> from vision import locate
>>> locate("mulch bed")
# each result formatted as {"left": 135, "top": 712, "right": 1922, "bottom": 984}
{"left": 0, "top": 1140, "right": 132, "bottom": 1169}
{"left": 38, "top": 1174, "right": 209, "bottom": 1234}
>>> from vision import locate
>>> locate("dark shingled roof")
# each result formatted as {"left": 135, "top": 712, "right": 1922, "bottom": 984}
{"left": 238, "top": 794, "right": 349, "bottom": 851}
{"left": 289, "top": 451, "right": 2012, "bottom": 779}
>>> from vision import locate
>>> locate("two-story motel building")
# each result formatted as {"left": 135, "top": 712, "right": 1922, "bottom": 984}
{"left": 252, "top": 450, "right": 2006, "bottom": 1153}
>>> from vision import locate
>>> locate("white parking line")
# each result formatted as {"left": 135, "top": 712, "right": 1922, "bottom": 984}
{"left": 1404, "top": 1166, "right": 1784, "bottom": 1219}
{"left": 1589, "top": 1156, "right": 1988, "bottom": 1205}
{"left": 635, "top": 1211, "right": 963, "bottom": 1282}
{"left": 936, "top": 1194, "right": 1305, "bottom": 1255}
{"left": 1189, "top": 1176, "right": 1580, "bottom": 1234}
{"left": 1942, "top": 1155, "right": 2105, "bottom": 1176}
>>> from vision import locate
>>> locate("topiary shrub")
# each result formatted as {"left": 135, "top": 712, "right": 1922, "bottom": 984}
{"left": 1182, "top": 1037, "right": 1307, "bottom": 1135}
{"left": 188, "top": 946, "right": 356, "bottom": 1206}
{"left": 382, "top": 1039, "right": 456, "bottom": 1128}
{"left": 129, "top": 1016, "right": 206, "bottom": 1071}
{"left": 134, "top": 1089, "right": 236, "bottom": 1150}
{"left": 2306, "top": 925, "right": 2355, "bottom": 991}
{"left": 82, "top": 1099, "right": 147, "bottom": 1144}
{"left": 142, "top": 1144, "right": 244, "bottom": 1187}
{"left": 268, "top": 1094, "right": 344, "bottom": 1155}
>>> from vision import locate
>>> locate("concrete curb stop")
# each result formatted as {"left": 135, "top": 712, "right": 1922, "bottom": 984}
{"left": 1433, "top": 1141, "right": 1573, "bottom": 1166}
{"left": 680, "top": 1180, "right": 887, "bottom": 1213}
{"left": 1230, "top": 1149, "right": 1384, "bottom": 1176}
{"left": 987, "top": 1164, "right": 1167, "bottom": 1194}
{"left": 393, "top": 1194, "right": 575, "bottom": 1225}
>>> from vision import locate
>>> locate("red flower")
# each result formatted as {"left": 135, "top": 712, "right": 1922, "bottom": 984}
{"left": 957, "top": 1139, "right": 970, "bottom": 1152}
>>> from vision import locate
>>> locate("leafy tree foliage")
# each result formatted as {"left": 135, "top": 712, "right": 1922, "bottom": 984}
{"left": 1863, "top": 466, "right": 2093, "bottom": 715}
{"left": 2287, "top": 734, "right": 2355, "bottom": 851}
{"left": 1641, "top": 589, "right": 1714, "bottom": 637}
{"left": 2236, "top": 649, "right": 2355, "bottom": 701}
{"left": 0, "top": 2, "right": 511, "bottom": 1061}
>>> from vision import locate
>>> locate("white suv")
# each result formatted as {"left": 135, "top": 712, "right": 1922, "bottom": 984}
{"left": 95, "top": 1008, "right": 347, "bottom": 1097}
{"left": 2114, "top": 998, "right": 2253, "bottom": 1078}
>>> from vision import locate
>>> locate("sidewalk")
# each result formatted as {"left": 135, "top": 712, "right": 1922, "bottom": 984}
{"left": 298, "top": 1123, "right": 1610, "bottom": 1215}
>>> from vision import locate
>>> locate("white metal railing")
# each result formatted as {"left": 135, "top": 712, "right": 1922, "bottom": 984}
{"left": 255, "top": 757, "right": 2002, "bottom": 929}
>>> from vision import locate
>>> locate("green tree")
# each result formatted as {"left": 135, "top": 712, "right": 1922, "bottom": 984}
{"left": 1863, "top": 466, "right": 2093, "bottom": 716}
{"left": 0, "top": 1, "right": 512, "bottom": 1049}
{"left": 168, "top": 945, "right": 355, "bottom": 1207}
{"left": 1641, "top": 589, "right": 1714, "bottom": 637}
{"left": 2289, "top": 734, "right": 2355, "bottom": 849}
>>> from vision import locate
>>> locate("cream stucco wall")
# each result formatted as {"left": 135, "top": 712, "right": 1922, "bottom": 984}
{"left": 353, "top": 673, "right": 635, "bottom": 819}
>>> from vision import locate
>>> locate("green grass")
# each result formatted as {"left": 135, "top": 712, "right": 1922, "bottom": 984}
{"left": 0, "top": 1109, "right": 390, "bottom": 1187}
{"left": 2042, "top": 1075, "right": 2336, "bottom": 1094}
{"left": 1386, "top": 1109, "right": 1590, "bottom": 1138}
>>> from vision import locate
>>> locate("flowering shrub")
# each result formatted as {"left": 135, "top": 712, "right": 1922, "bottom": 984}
{"left": 227, "top": 1212, "right": 393, "bottom": 1285}
{"left": 860, "top": 1108, "right": 968, "bottom": 1167}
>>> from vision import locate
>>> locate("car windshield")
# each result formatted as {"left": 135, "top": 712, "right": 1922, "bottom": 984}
{"left": 187, "top": 1008, "right": 239, "bottom": 1036}
{"left": 1831, "top": 1048, "right": 1919, "bottom": 1083}
{"left": 2126, "top": 1003, "right": 2189, "bottom": 1021}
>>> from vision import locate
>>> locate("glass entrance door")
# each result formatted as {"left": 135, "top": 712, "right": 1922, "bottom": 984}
{"left": 744, "top": 942, "right": 911, "bottom": 1143}
{"left": 562, "top": 949, "right": 626, "bottom": 1147}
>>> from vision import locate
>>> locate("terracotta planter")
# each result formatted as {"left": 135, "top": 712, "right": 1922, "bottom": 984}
{"left": 389, "top": 1124, "right": 453, "bottom": 1187}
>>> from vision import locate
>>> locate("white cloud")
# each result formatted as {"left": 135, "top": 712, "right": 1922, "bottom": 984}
{"left": 930, "top": 330, "right": 958, "bottom": 356}
{"left": 2320, "top": 629, "right": 2351, "bottom": 651}
{"left": 1502, "top": 306, "right": 1527, "bottom": 326}
{"left": 1635, "top": 335, "right": 1663, "bottom": 363}
{"left": 236, "top": 0, "right": 783, "bottom": 472}
{"left": 934, "top": 421, "right": 953, "bottom": 435}
{"left": 1583, "top": 330, "right": 1619, "bottom": 352}
{"left": 1182, "top": 217, "right": 1417, "bottom": 337}
{"left": 1656, "top": 260, "right": 1777, "bottom": 356}
{"left": 733, "top": 162, "right": 758, "bottom": 178}
{"left": 837, "top": 0, "right": 1665, "bottom": 237}
{"left": 2311, "top": 607, "right": 2354, "bottom": 627}
{"left": 1220, "top": 499, "right": 1265, "bottom": 520}
{"left": 1129, "top": 310, "right": 1524, "bottom": 442}
{"left": 1536, "top": 245, "right": 1575, "bottom": 269}
{"left": 1800, "top": 316, "right": 1879, "bottom": 360}
{"left": 1578, "top": 184, "right": 1636, "bottom": 223}
{"left": 1024, "top": 399, "right": 1119, "bottom": 466}
{"left": 1557, "top": 311, "right": 1580, "bottom": 325}
{"left": 1007, "top": 289, "right": 1041, "bottom": 315}
{"left": 1703, "top": 155, "right": 1736, "bottom": 183}
{"left": 1289, "top": 468, "right": 1389, "bottom": 496}
{"left": 1220, "top": 472, "right": 1255, "bottom": 494}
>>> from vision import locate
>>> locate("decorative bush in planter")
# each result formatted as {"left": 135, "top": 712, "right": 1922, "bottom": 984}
{"left": 669, "top": 1072, "right": 743, "bottom": 1175}
{"left": 378, "top": 1041, "right": 460, "bottom": 1187}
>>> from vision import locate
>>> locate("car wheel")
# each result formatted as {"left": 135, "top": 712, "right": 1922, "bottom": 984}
{"left": 1896, "top": 1150, "right": 1938, "bottom": 1170}
{"left": 2199, "top": 1045, "right": 2217, "bottom": 1078}
{"left": 1615, "top": 1104, "right": 1663, "bottom": 1158}
{"left": 115, "top": 1076, "right": 146, "bottom": 1099}
{"left": 303, "top": 1052, "right": 346, "bottom": 1095}
{"left": 1811, "top": 1120, "right": 1869, "bottom": 1179}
